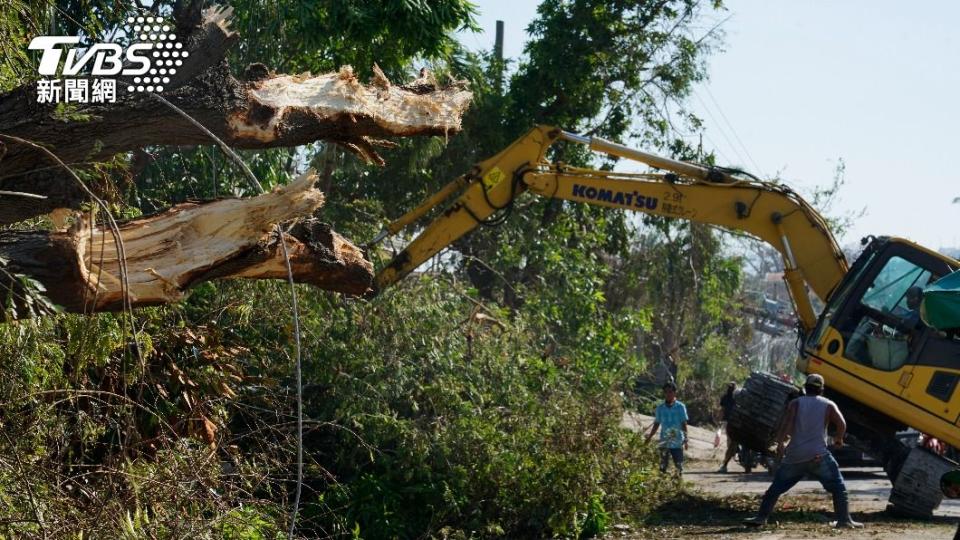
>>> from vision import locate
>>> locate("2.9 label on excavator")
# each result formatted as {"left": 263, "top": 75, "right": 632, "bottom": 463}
{"left": 571, "top": 184, "right": 658, "bottom": 210}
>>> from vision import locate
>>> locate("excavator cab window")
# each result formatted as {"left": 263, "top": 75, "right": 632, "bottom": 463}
{"left": 861, "top": 257, "right": 930, "bottom": 324}
{"left": 807, "top": 248, "right": 878, "bottom": 351}
{"left": 832, "top": 243, "right": 955, "bottom": 371}
{"left": 842, "top": 256, "right": 933, "bottom": 370}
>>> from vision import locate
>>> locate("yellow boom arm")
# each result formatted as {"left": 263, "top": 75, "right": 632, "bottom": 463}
{"left": 371, "top": 126, "right": 849, "bottom": 332}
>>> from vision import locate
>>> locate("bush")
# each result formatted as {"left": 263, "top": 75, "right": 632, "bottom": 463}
{"left": 0, "top": 273, "right": 672, "bottom": 538}
{"left": 266, "top": 276, "right": 671, "bottom": 537}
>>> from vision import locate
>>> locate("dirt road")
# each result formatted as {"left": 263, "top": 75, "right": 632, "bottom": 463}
{"left": 618, "top": 412, "right": 960, "bottom": 539}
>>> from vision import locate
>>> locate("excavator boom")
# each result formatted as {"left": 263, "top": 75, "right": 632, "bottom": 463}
{"left": 372, "top": 125, "right": 848, "bottom": 332}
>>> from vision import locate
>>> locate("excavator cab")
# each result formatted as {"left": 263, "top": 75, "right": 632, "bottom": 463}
{"left": 804, "top": 237, "right": 960, "bottom": 442}
{"left": 792, "top": 236, "right": 960, "bottom": 517}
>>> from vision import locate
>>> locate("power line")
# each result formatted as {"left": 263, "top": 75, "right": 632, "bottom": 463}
{"left": 701, "top": 86, "right": 766, "bottom": 178}
{"left": 693, "top": 90, "right": 751, "bottom": 171}
{"left": 699, "top": 131, "right": 737, "bottom": 168}
{"left": 657, "top": 90, "right": 739, "bottom": 168}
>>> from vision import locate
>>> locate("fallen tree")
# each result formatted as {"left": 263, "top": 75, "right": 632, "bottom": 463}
{"left": 0, "top": 172, "right": 373, "bottom": 319}
{"left": 0, "top": 4, "right": 472, "bottom": 316}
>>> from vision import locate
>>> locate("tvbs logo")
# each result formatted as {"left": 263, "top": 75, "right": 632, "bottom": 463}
{"left": 28, "top": 15, "right": 188, "bottom": 104}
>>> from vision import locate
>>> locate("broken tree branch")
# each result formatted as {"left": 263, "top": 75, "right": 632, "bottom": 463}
{"left": 0, "top": 173, "right": 372, "bottom": 319}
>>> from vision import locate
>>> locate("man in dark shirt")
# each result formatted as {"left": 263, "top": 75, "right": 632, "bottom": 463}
{"left": 718, "top": 382, "right": 740, "bottom": 473}
{"left": 903, "top": 286, "right": 923, "bottom": 328}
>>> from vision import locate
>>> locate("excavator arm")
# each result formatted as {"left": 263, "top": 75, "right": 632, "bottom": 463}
{"left": 370, "top": 125, "right": 849, "bottom": 333}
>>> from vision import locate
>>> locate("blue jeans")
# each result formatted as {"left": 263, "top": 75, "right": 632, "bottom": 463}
{"left": 758, "top": 453, "right": 847, "bottom": 518}
{"left": 659, "top": 447, "right": 684, "bottom": 473}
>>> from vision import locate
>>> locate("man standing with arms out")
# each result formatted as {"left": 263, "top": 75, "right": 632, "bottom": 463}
{"left": 744, "top": 374, "right": 863, "bottom": 529}
{"left": 645, "top": 381, "right": 689, "bottom": 475}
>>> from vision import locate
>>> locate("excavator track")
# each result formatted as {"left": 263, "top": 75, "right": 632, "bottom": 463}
{"left": 886, "top": 446, "right": 956, "bottom": 518}
{"left": 727, "top": 372, "right": 799, "bottom": 452}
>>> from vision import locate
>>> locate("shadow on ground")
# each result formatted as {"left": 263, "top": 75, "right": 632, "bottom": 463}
{"left": 641, "top": 490, "right": 957, "bottom": 537}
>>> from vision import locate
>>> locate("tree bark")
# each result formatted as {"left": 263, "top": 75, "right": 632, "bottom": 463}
{"left": 0, "top": 172, "right": 371, "bottom": 320}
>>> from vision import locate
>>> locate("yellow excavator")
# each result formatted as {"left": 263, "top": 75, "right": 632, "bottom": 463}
{"left": 368, "top": 125, "right": 960, "bottom": 516}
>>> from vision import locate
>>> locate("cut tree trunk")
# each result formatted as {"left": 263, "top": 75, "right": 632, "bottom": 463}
{"left": 0, "top": 172, "right": 372, "bottom": 320}
{"left": 0, "top": 3, "right": 474, "bottom": 316}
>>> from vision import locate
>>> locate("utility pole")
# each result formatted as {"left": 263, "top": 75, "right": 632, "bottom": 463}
{"left": 494, "top": 20, "right": 504, "bottom": 94}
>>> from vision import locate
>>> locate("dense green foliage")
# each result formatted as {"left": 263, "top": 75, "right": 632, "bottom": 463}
{"left": 0, "top": 0, "right": 764, "bottom": 537}
{"left": 289, "top": 278, "right": 669, "bottom": 537}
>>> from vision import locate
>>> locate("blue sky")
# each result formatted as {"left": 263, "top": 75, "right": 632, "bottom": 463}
{"left": 459, "top": 1, "right": 960, "bottom": 252}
